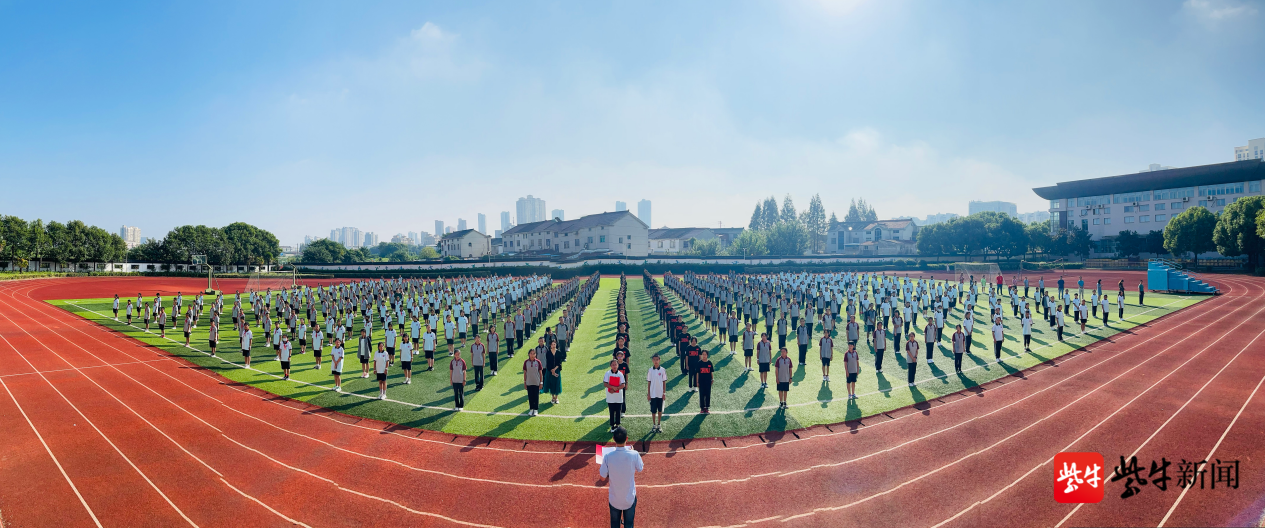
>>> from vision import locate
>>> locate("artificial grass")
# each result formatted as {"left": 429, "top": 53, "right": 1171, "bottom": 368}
{"left": 52, "top": 277, "right": 1205, "bottom": 443}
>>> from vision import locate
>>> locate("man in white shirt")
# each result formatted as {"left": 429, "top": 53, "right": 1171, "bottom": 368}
{"left": 599, "top": 427, "right": 643, "bottom": 528}
{"left": 992, "top": 317, "right": 1006, "bottom": 362}
{"left": 646, "top": 355, "right": 668, "bottom": 433}
{"left": 240, "top": 324, "right": 253, "bottom": 368}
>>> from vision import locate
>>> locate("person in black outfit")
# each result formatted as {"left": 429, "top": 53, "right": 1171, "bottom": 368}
{"left": 613, "top": 335, "right": 630, "bottom": 362}
{"left": 697, "top": 350, "right": 714, "bottom": 413}
{"left": 686, "top": 336, "right": 701, "bottom": 390}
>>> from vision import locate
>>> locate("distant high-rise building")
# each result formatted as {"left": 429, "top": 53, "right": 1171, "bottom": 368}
{"left": 363, "top": 232, "right": 378, "bottom": 247}
{"left": 637, "top": 200, "right": 652, "bottom": 228}
{"left": 408, "top": 231, "right": 420, "bottom": 245}
{"left": 415, "top": 232, "right": 436, "bottom": 246}
{"left": 968, "top": 201, "right": 1018, "bottom": 218}
{"left": 551, "top": 209, "right": 565, "bottom": 221}
{"left": 500, "top": 211, "right": 512, "bottom": 232}
{"left": 921, "top": 213, "right": 959, "bottom": 225}
{"left": 457, "top": 218, "right": 468, "bottom": 231}
{"left": 445, "top": 226, "right": 454, "bottom": 234}
{"left": 516, "top": 195, "right": 546, "bottom": 224}
{"left": 494, "top": 229, "right": 502, "bottom": 238}
{"left": 615, "top": 201, "right": 627, "bottom": 212}
{"left": 477, "top": 213, "right": 487, "bottom": 234}
{"left": 1234, "top": 138, "right": 1265, "bottom": 161}
{"left": 435, "top": 221, "right": 445, "bottom": 238}
{"left": 331, "top": 227, "right": 364, "bottom": 247}
{"left": 119, "top": 225, "right": 142, "bottom": 249}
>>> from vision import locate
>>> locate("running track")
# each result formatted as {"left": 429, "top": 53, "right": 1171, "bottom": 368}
{"left": 0, "top": 273, "right": 1263, "bottom": 527}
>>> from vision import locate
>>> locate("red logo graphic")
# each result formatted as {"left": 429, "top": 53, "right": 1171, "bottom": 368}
{"left": 1054, "top": 452, "right": 1105, "bottom": 503}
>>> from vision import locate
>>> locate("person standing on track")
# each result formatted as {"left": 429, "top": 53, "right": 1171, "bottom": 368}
{"left": 646, "top": 354, "right": 667, "bottom": 432}
{"left": 523, "top": 348, "right": 543, "bottom": 416}
{"left": 112, "top": 295, "right": 120, "bottom": 320}
{"left": 470, "top": 336, "right": 486, "bottom": 391}
{"left": 1138, "top": 280, "right": 1145, "bottom": 306}
{"left": 1117, "top": 290, "right": 1126, "bottom": 320}
{"left": 600, "top": 426, "right": 642, "bottom": 528}
{"left": 239, "top": 322, "right": 253, "bottom": 368}
{"left": 774, "top": 347, "right": 793, "bottom": 409}
{"left": 157, "top": 305, "right": 167, "bottom": 338}
{"left": 819, "top": 330, "right": 834, "bottom": 382}
{"left": 904, "top": 333, "right": 919, "bottom": 387}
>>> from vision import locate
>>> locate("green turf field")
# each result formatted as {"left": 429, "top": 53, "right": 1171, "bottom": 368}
{"left": 53, "top": 277, "right": 1205, "bottom": 442}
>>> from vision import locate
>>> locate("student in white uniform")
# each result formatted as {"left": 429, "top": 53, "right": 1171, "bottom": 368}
{"left": 279, "top": 334, "right": 293, "bottom": 380}
{"left": 992, "top": 317, "right": 1006, "bottom": 362}
{"left": 646, "top": 354, "right": 667, "bottom": 433}
{"left": 819, "top": 332, "right": 834, "bottom": 381}
{"left": 330, "top": 339, "right": 345, "bottom": 392}
{"left": 399, "top": 338, "right": 414, "bottom": 384}
{"left": 1021, "top": 311, "right": 1033, "bottom": 352}
{"left": 604, "top": 359, "right": 626, "bottom": 432}
{"left": 470, "top": 336, "right": 486, "bottom": 391}
{"left": 374, "top": 342, "right": 390, "bottom": 400}
{"left": 843, "top": 343, "right": 860, "bottom": 399}
{"left": 450, "top": 349, "right": 467, "bottom": 411}
{"left": 423, "top": 327, "right": 438, "bottom": 372}
{"left": 240, "top": 323, "right": 253, "bottom": 368}
{"left": 311, "top": 324, "right": 324, "bottom": 369}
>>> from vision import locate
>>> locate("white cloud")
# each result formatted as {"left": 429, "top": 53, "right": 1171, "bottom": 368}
{"left": 410, "top": 22, "right": 451, "bottom": 42}
{"left": 1182, "top": 0, "right": 1258, "bottom": 20}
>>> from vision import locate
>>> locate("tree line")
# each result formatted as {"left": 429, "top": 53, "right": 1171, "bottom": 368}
{"left": 126, "top": 222, "right": 281, "bottom": 266}
{"left": 299, "top": 239, "right": 441, "bottom": 264}
{"left": 0, "top": 215, "right": 128, "bottom": 269}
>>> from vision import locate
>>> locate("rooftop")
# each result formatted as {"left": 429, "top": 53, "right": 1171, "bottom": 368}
{"left": 1033, "top": 159, "right": 1265, "bottom": 200}
{"left": 501, "top": 211, "right": 645, "bottom": 236}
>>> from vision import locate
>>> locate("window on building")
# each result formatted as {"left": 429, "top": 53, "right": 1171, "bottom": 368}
{"left": 1080, "top": 209, "right": 1088, "bottom": 217}
{"left": 1140, "top": 215, "right": 1150, "bottom": 222}
{"left": 1154, "top": 214, "right": 1167, "bottom": 222}
{"left": 1139, "top": 204, "right": 1149, "bottom": 211}
{"left": 600, "top": 235, "right": 606, "bottom": 243}
{"left": 1124, "top": 216, "right": 1135, "bottom": 223}
{"left": 1199, "top": 183, "right": 1244, "bottom": 196}
{"left": 1154, "top": 187, "right": 1195, "bottom": 200}
{"left": 670, "top": 240, "right": 675, "bottom": 248}
{"left": 1123, "top": 206, "right": 1134, "bottom": 213}
{"left": 1076, "top": 195, "right": 1112, "bottom": 206}
{"left": 1093, "top": 218, "right": 1100, "bottom": 225}
{"left": 1050, "top": 200, "right": 1061, "bottom": 209}
{"left": 1217, "top": 198, "right": 1226, "bottom": 206}
{"left": 1251, "top": 181, "right": 1262, "bottom": 193}
{"left": 587, "top": 237, "right": 594, "bottom": 244}
{"left": 1104, "top": 218, "right": 1111, "bottom": 225}
{"left": 1153, "top": 203, "right": 1165, "bottom": 211}
{"left": 1082, "top": 219, "right": 1089, "bottom": 230}
{"left": 618, "top": 237, "right": 623, "bottom": 243}
{"left": 1113, "top": 191, "right": 1152, "bottom": 204}
{"left": 1171, "top": 202, "right": 1183, "bottom": 210}
{"left": 657, "top": 241, "right": 663, "bottom": 248}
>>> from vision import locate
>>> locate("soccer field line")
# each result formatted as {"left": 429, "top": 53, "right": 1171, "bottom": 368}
{"left": 61, "top": 293, "right": 1188, "bottom": 423}
{"left": 928, "top": 277, "right": 1265, "bottom": 528}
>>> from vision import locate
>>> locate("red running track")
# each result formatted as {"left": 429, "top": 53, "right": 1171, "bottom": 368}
{"left": 0, "top": 273, "right": 1262, "bottom": 527}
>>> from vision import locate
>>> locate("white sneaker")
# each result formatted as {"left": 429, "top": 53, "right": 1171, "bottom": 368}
{"left": 908, "top": 382, "right": 915, "bottom": 387}
{"left": 334, "top": 386, "right": 342, "bottom": 392}
{"left": 928, "top": 358, "right": 935, "bottom": 364}
{"left": 379, "top": 393, "right": 386, "bottom": 400}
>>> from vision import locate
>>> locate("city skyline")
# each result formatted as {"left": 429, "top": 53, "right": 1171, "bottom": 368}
{"left": 4, "top": 2, "right": 1262, "bottom": 246}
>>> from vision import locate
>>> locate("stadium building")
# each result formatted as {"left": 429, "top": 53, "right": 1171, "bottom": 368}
{"left": 1033, "top": 159, "right": 1265, "bottom": 251}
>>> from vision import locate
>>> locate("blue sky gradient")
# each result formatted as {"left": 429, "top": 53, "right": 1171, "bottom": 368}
{"left": 2, "top": 0, "right": 1262, "bottom": 245}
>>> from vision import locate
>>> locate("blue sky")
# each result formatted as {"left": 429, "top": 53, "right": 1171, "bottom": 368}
{"left": 2, "top": 0, "right": 1262, "bottom": 246}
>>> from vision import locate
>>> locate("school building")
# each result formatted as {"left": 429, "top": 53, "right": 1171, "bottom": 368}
{"left": 500, "top": 210, "right": 649, "bottom": 257}
{"left": 1032, "top": 159, "right": 1265, "bottom": 251}
{"left": 440, "top": 229, "right": 492, "bottom": 259}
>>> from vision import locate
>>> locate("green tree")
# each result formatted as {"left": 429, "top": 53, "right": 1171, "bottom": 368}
{"left": 748, "top": 203, "right": 764, "bottom": 231}
{"left": 780, "top": 195, "right": 799, "bottom": 225}
{"left": 687, "top": 238, "right": 721, "bottom": 256}
{"left": 1213, "top": 196, "right": 1265, "bottom": 269}
{"left": 417, "top": 246, "right": 441, "bottom": 259}
{"left": 1115, "top": 230, "right": 1145, "bottom": 258}
{"left": 765, "top": 220, "right": 808, "bottom": 255}
{"left": 1164, "top": 206, "right": 1217, "bottom": 258}
{"left": 222, "top": 222, "right": 281, "bottom": 266}
{"left": 299, "top": 239, "right": 348, "bottom": 264}
{"left": 1144, "top": 230, "right": 1167, "bottom": 255}
{"left": 725, "top": 229, "right": 767, "bottom": 257}
{"left": 827, "top": 211, "right": 840, "bottom": 233}
{"left": 916, "top": 223, "right": 949, "bottom": 255}
{"left": 1025, "top": 219, "right": 1053, "bottom": 256}
{"left": 44, "top": 221, "right": 70, "bottom": 268}
{"left": 801, "top": 194, "right": 828, "bottom": 253}
{"left": 0, "top": 215, "right": 29, "bottom": 262}
{"left": 859, "top": 198, "right": 877, "bottom": 222}
{"left": 844, "top": 199, "right": 862, "bottom": 222}
{"left": 761, "top": 196, "right": 780, "bottom": 230}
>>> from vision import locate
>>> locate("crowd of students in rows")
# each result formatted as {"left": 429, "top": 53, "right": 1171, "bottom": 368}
{"left": 111, "top": 273, "right": 601, "bottom": 410}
